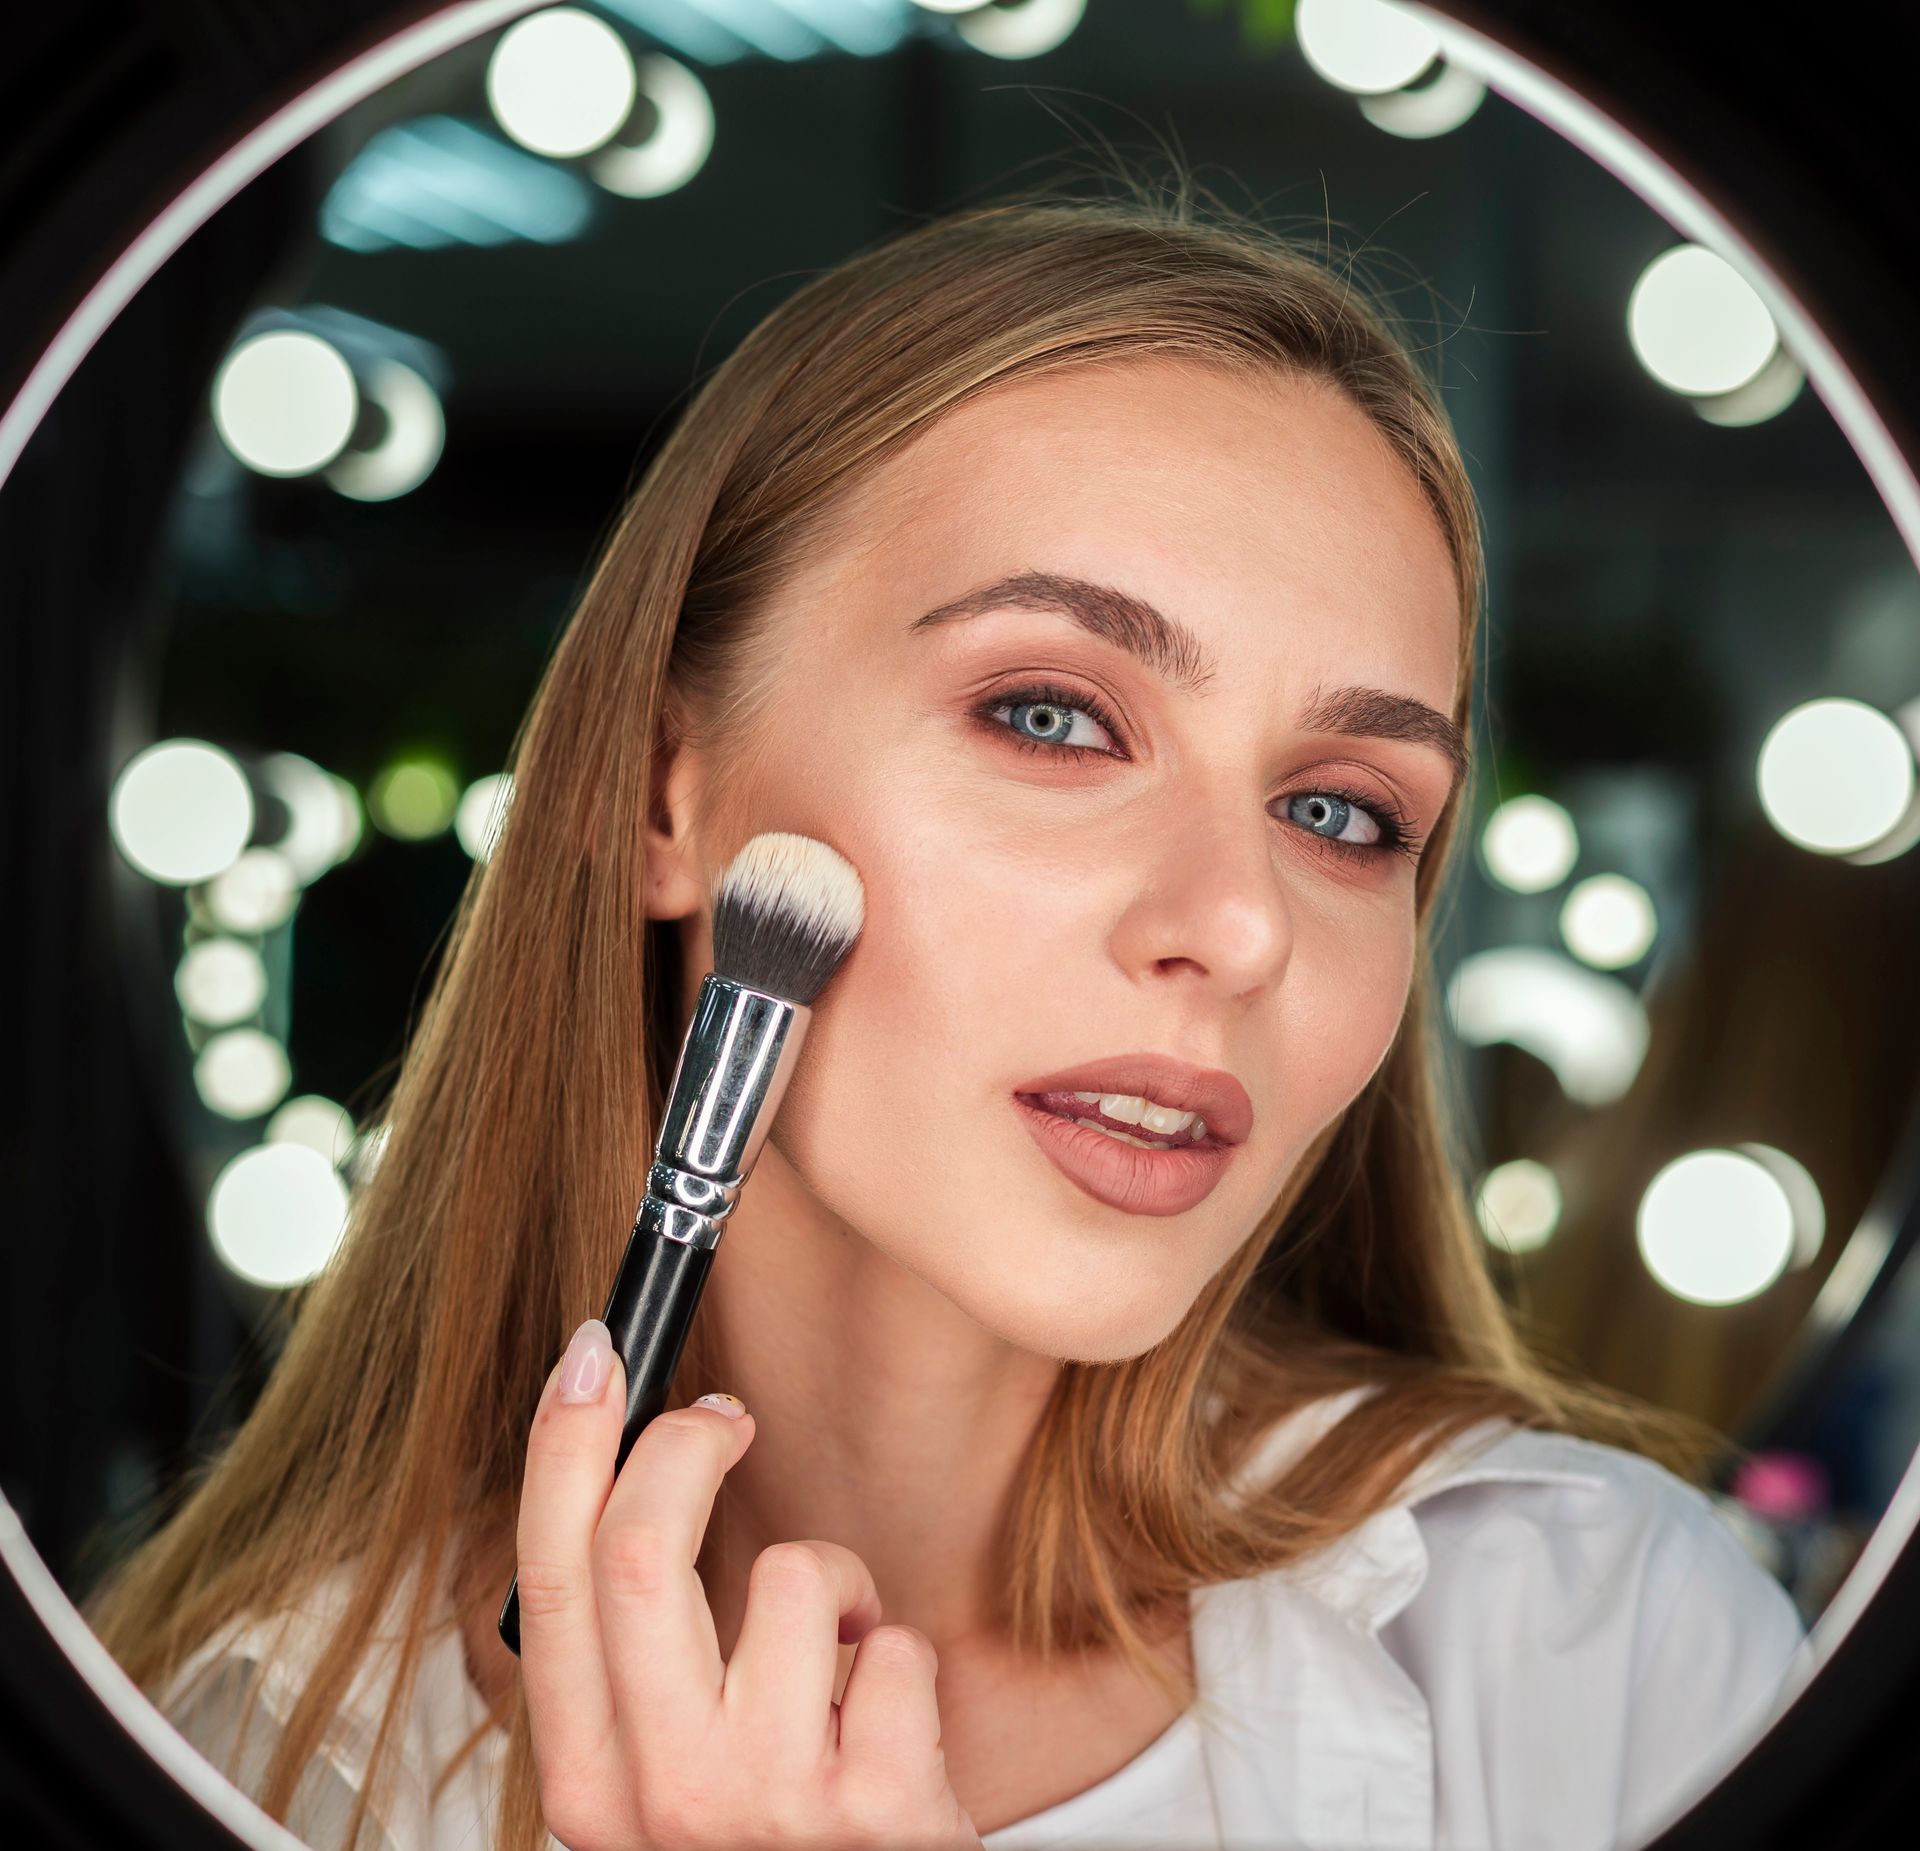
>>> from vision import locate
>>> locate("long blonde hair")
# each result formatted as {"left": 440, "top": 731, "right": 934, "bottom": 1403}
{"left": 87, "top": 163, "right": 1727, "bottom": 1850}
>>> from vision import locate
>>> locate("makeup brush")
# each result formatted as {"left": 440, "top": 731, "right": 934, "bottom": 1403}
{"left": 499, "top": 830, "right": 865, "bottom": 1654}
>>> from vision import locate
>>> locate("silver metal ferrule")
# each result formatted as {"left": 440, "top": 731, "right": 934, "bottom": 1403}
{"left": 634, "top": 972, "right": 811, "bottom": 1251}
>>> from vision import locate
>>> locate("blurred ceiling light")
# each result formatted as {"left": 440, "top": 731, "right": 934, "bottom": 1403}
{"left": 1758, "top": 697, "right": 1916, "bottom": 854}
{"left": 1480, "top": 792, "right": 1579, "bottom": 893}
{"left": 175, "top": 937, "right": 269, "bottom": 1027}
{"left": 323, "top": 358, "right": 445, "bottom": 501}
{"left": 212, "top": 329, "right": 359, "bottom": 476}
{"left": 110, "top": 740, "right": 253, "bottom": 886}
{"left": 208, "top": 1143, "right": 351, "bottom": 1289}
{"left": 194, "top": 1027, "right": 293, "bottom": 1120}
{"left": 595, "top": 0, "right": 747, "bottom": 63}
{"left": 1357, "top": 60, "right": 1486, "bottom": 137}
{"left": 369, "top": 756, "right": 460, "bottom": 840}
{"left": 1692, "top": 345, "right": 1808, "bottom": 428}
{"left": 588, "top": 54, "right": 715, "bottom": 197}
{"left": 1295, "top": 0, "right": 1441, "bottom": 94}
{"left": 1637, "top": 1148, "right": 1798, "bottom": 1306}
{"left": 952, "top": 0, "right": 1086, "bottom": 60}
{"left": 1446, "top": 945, "right": 1649, "bottom": 1106}
{"left": 1473, "top": 1157, "right": 1562, "bottom": 1255}
{"left": 603, "top": 0, "right": 901, "bottom": 59}
{"left": 267, "top": 1094, "right": 360, "bottom": 1170}
{"left": 205, "top": 847, "right": 301, "bottom": 934}
{"left": 320, "top": 114, "right": 596, "bottom": 252}
{"left": 488, "top": 8, "right": 638, "bottom": 157}
{"left": 1558, "top": 872, "right": 1657, "bottom": 970}
{"left": 455, "top": 773, "right": 515, "bottom": 862}
{"left": 1628, "top": 243, "right": 1780, "bottom": 397}
{"left": 260, "top": 751, "right": 363, "bottom": 882}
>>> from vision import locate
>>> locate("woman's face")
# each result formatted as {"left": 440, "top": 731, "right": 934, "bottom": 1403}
{"left": 660, "top": 356, "right": 1464, "bottom": 1363}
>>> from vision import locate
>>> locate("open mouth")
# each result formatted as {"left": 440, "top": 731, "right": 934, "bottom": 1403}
{"left": 1017, "top": 1090, "right": 1222, "bottom": 1151}
{"left": 1010, "top": 1091, "right": 1236, "bottom": 1215}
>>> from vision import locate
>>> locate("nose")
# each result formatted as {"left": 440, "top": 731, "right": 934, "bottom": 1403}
{"left": 1110, "top": 803, "right": 1294, "bottom": 1001}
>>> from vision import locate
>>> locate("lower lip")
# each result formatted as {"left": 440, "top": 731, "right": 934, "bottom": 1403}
{"left": 1011, "top": 1094, "right": 1236, "bottom": 1216}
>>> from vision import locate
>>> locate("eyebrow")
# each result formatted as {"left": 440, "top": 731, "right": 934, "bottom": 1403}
{"left": 907, "top": 569, "right": 1470, "bottom": 789}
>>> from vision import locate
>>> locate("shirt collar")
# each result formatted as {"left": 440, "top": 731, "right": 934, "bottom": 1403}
{"left": 1223, "top": 1385, "right": 1612, "bottom": 1636}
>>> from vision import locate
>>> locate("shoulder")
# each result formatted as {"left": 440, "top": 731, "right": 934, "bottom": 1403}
{"left": 1389, "top": 1424, "right": 1811, "bottom": 1844}
{"left": 161, "top": 1558, "right": 489, "bottom": 1846}
{"left": 1403, "top": 1423, "right": 1806, "bottom": 1664}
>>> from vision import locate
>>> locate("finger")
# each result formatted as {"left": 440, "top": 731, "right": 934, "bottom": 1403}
{"left": 723, "top": 1540, "right": 883, "bottom": 1762}
{"left": 835, "top": 1623, "right": 946, "bottom": 1772}
{"left": 515, "top": 1319, "right": 626, "bottom": 1794}
{"left": 593, "top": 1395, "right": 757, "bottom": 1754}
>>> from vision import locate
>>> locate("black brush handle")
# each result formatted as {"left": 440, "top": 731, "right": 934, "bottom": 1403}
{"left": 498, "top": 1226, "right": 717, "bottom": 1655}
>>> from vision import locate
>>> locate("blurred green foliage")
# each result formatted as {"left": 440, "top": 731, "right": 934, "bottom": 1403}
{"left": 1185, "top": 0, "right": 1298, "bottom": 51}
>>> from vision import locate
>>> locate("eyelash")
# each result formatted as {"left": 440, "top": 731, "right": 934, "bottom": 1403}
{"left": 973, "top": 680, "right": 1423, "bottom": 865}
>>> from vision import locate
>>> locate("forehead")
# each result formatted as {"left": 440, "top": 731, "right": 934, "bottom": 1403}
{"left": 797, "top": 356, "right": 1465, "bottom": 708}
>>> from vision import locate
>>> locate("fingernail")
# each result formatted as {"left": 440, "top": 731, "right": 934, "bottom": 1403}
{"left": 558, "top": 1319, "right": 613, "bottom": 1404}
{"left": 692, "top": 1392, "right": 746, "bottom": 1419}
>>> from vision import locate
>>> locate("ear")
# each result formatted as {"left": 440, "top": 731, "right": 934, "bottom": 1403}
{"left": 641, "top": 699, "right": 708, "bottom": 924}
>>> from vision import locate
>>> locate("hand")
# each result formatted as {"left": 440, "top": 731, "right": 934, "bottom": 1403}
{"left": 512, "top": 1318, "right": 985, "bottom": 1851}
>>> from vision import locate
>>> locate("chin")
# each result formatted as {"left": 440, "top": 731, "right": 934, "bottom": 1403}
{"left": 942, "top": 1262, "right": 1199, "bottom": 1366}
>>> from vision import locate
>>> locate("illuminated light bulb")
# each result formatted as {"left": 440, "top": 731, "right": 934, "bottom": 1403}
{"left": 194, "top": 1028, "right": 292, "bottom": 1119}
{"left": 175, "top": 937, "right": 268, "bottom": 1027}
{"left": 267, "top": 1094, "right": 360, "bottom": 1170}
{"left": 1357, "top": 63, "right": 1486, "bottom": 138}
{"left": 952, "top": 0, "right": 1087, "bottom": 60}
{"left": 1628, "top": 244, "right": 1779, "bottom": 396}
{"left": 205, "top": 847, "right": 300, "bottom": 933}
{"left": 1558, "top": 873, "right": 1657, "bottom": 970}
{"left": 1480, "top": 794, "right": 1579, "bottom": 893}
{"left": 212, "top": 329, "right": 359, "bottom": 476}
{"left": 260, "top": 751, "right": 362, "bottom": 882}
{"left": 1757, "top": 697, "right": 1915, "bottom": 854}
{"left": 1637, "top": 1149, "right": 1796, "bottom": 1306}
{"left": 487, "top": 7, "right": 638, "bottom": 159}
{"left": 110, "top": 740, "right": 253, "bottom": 886}
{"left": 208, "top": 1143, "right": 351, "bottom": 1288}
{"left": 588, "top": 54, "right": 714, "bottom": 199}
{"left": 324, "top": 359, "right": 445, "bottom": 502}
{"left": 1474, "top": 1158, "right": 1562, "bottom": 1255}
{"left": 1296, "top": 0, "right": 1441, "bottom": 94}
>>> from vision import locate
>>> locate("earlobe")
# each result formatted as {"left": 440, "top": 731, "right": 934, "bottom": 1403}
{"left": 640, "top": 723, "right": 708, "bottom": 923}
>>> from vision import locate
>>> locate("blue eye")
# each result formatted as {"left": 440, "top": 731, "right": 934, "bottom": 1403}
{"left": 983, "top": 683, "right": 1121, "bottom": 756}
{"left": 971, "top": 681, "right": 1423, "bottom": 865}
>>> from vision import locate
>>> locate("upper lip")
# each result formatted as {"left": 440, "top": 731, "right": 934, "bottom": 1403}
{"left": 1013, "top": 1054, "right": 1254, "bottom": 1145}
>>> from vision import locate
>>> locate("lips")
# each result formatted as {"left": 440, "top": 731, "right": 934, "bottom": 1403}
{"left": 1011, "top": 1053, "right": 1254, "bottom": 1146}
{"left": 1010, "top": 1095, "right": 1238, "bottom": 1215}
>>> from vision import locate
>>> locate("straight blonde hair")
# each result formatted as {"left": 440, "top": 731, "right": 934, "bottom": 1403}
{"left": 87, "top": 162, "right": 1727, "bottom": 1851}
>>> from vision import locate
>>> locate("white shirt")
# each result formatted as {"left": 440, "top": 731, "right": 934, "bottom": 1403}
{"left": 162, "top": 1389, "right": 1813, "bottom": 1850}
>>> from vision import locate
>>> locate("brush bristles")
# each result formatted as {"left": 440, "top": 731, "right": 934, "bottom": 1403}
{"left": 709, "top": 832, "right": 865, "bottom": 1004}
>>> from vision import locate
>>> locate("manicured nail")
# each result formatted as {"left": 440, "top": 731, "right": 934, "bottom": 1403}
{"left": 692, "top": 1393, "right": 746, "bottom": 1419}
{"left": 558, "top": 1319, "right": 613, "bottom": 1404}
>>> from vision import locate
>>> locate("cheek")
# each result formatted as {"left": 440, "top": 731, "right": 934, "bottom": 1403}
{"left": 1273, "top": 908, "right": 1419, "bottom": 1150}
{"left": 743, "top": 782, "right": 1060, "bottom": 1182}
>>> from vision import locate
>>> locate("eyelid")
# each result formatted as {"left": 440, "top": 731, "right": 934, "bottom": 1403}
{"left": 973, "top": 674, "right": 1129, "bottom": 754}
{"left": 970, "top": 679, "right": 1425, "bottom": 864}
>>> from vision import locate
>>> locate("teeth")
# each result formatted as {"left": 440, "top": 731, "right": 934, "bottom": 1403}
{"left": 1068, "top": 1091, "right": 1198, "bottom": 1135}
{"left": 1071, "top": 1118, "right": 1178, "bottom": 1150}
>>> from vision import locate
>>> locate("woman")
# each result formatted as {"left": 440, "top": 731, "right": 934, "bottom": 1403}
{"left": 87, "top": 174, "right": 1809, "bottom": 1851}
